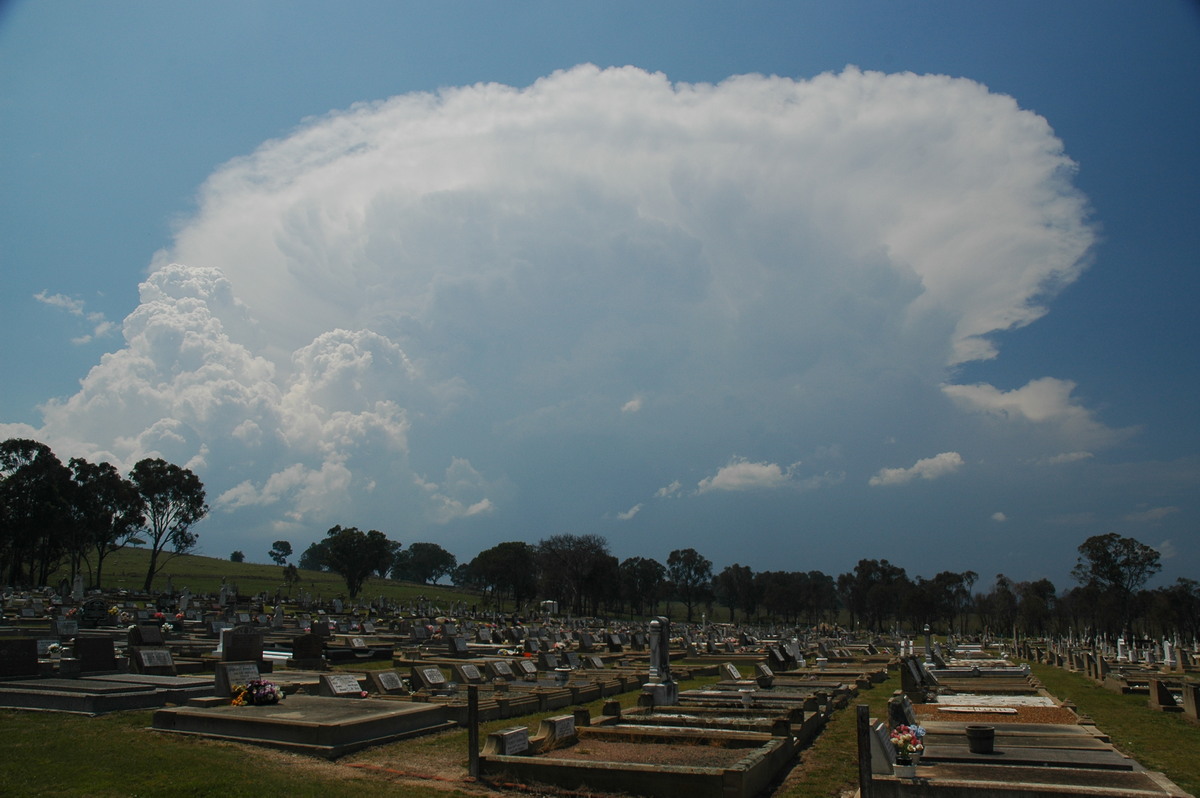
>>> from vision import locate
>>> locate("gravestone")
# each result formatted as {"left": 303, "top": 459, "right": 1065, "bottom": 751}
{"left": 607, "top": 634, "right": 623, "bottom": 653}
{"left": 0, "top": 638, "right": 39, "bottom": 677}
{"left": 52, "top": 619, "right": 79, "bottom": 638}
{"left": 362, "top": 621, "right": 376, "bottom": 635}
{"left": 721, "top": 662, "right": 743, "bottom": 681}
{"left": 133, "top": 647, "right": 177, "bottom": 676}
{"left": 320, "top": 672, "right": 365, "bottom": 698}
{"left": 74, "top": 635, "right": 117, "bottom": 672}
{"left": 577, "top": 632, "right": 595, "bottom": 652}
{"left": 524, "top": 638, "right": 540, "bottom": 654}
{"left": 368, "top": 670, "right": 408, "bottom": 695}
{"left": 586, "top": 655, "right": 605, "bottom": 670}
{"left": 564, "top": 652, "right": 580, "bottom": 669}
{"left": 755, "top": 662, "right": 775, "bottom": 688}
{"left": 483, "top": 726, "right": 530, "bottom": 756}
{"left": 410, "top": 665, "right": 448, "bottom": 692}
{"left": 487, "top": 660, "right": 515, "bottom": 681}
{"left": 453, "top": 663, "right": 486, "bottom": 684}
{"left": 81, "top": 599, "right": 109, "bottom": 629}
{"left": 349, "top": 637, "right": 368, "bottom": 650}
{"left": 538, "top": 652, "right": 560, "bottom": 671}
{"left": 215, "top": 661, "right": 261, "bottom": 697}
{"left": 311, "top": 618, "right": 331, "bottom": 638}
{"left": 131, "top": 623, "right": 165, "bottom": 647}
{"left": 869, "top": 720, "right": 898, "bottom": 775}
{"left": 448, "top": 636, "right": 470, "bottom": 657}
{"left": 224, "top": 627, "right": 264, "bottom": 665}
{"left": 1149, "top": 679, "right": 1182, "bottom": 712}
{"left": 515, "top": 659, "right": 538, "bottom": 680}
{"left": 289, "top": 633, "right": 326, "bottom": 669}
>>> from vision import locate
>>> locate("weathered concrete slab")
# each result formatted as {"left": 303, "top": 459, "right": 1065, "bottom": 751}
{"left": 151, "top": 695, "right": 454, "bottom": 758}
{"left": 872, "top": 763, "right": 1190, "bottom": 798}
{"left": 921, "top": 743, "right": 1135, "bottom": 770}
{"left": 0, "top": 677, "right": 162, "bottom": 714}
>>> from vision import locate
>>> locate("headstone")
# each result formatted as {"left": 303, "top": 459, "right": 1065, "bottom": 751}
{"left": 224, "top": 627, "right": 264, "bottom": 664}
{"left": 578, "top": 632, "right": 595, "bottom": 652}
{"left": 52, "top": 619, "right": 79, "bottom": 638}
{"left": 1150, "top": 679, "right": 1182, "bottom": 712}
{"left": 647, "top": 616, "right": 671, "bottom": 683}
{"left": 131, "top": 623, "right": 166, "bottom": 647}
{"left": 133, "top": 647, "right": 177, "bottom": 676}
{"left": 721, "top": 662, "right": 743, "bottom": 681}
{"left": 448, "top": 636, "right": 470, "bottom": 657}
{"left": 349, "top": 637, "right": 368, "bottom": 650}
{"left": 81, "top": 598, "right": 109, "bottom": 629}
{"left": 453, "top": 663, "right": 485, "bottom": 684}
{"left": 515, "top": 659, "right": 538, "bottom": 680}
{"left": 483, "top": 726, "right": 530, "bottom": 756}
{"left": 607, "top": 634, "right": 623, "bottom": 653}
{"left": 367, "top": 670, "right": 408, "bottom": 695}
{"left": 289, "top": 633, "right": 326, "bottom": 668}
{"left": 586, "top": 655, "right": 606, "bottom": 670}
{"left": 74, "top": 635, "right": 117, "bottom": 672}
{"left": 538, "top": 652, "right": 560, "bottom": 671}
{"left": 869, "top": 721, "right": 898, "bottom": 775}
{"left": 71, "top": 573, "right": 84, "bottom": 602}
{"left": 487, "top": 660, "right": 515, "bottom": 680}
{"left": 0, "top": 638, "right": 39, "bottom": 677}
{"left": 320, "top": 672, "right": 365, "bottom": 698}
{"left": 410, "top": 666, "right": 448, "bottom": 692}
{"left": 215, "top": 661, "right": 261, "bottom": 697}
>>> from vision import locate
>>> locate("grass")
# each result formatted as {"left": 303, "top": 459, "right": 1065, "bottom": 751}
{"left": 0, "top": 674, "right": 719, "bottom": 797}
{"left": 57, "top": 547, "right": 483, "bottom": 609}
{"left": 1026, "top": 661, "right": 1200, "bottom": 796}
{"left": 773, "top": 668, "right": 900, "bottom": 798}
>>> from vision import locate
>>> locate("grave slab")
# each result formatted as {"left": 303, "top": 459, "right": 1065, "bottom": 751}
{"left": 152, "top": 695, "right": 454, "bottom": 758}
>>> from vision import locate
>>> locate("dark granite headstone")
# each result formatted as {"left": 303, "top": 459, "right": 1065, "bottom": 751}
{"left": 448, "top": 636, "right": 469, "bottom": 657}
{"left": 74, "top": 635, "right": 117, "bottom": 672}
{"left": 367, "top": 670, "right": 408, "bottom": 695}
{"left": 131, "top": 623, "right": 165, "bottom": 647}
{"left": 0, "top": 638, "right": 39, "bottom": 677}
{"left": 453, "top": 663, "right": 485, "bottom": 684}
{"left": 487, "top": 660, "right": 515, "bottom": 680}
{"left": 52, "top": 619, "right": 79, "bottom": 638}
{"left": 410, "top": 665, "right": 448, "bottom": 691}
{"left": 215, "top": 661, "right": 261, "bottom": 697}
{"left": 225, "top": 627, "right": 264, "bottom": 664}
{"left": 133, "top": 647, "right": 177, "bottom": 676}
{"left": 320, "top": 672, "right": 365, "bottom": 698}
{"left": 515, "top": 659, "right": 538, "bottom": 679}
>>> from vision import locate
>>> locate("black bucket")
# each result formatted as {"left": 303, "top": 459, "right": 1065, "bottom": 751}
{"left": 966, "top": 724, "right": 995, "bottom": 754}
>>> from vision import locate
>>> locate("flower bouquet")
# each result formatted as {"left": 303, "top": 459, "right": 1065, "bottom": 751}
{"left": 890, "top": 723, "right": 926, "bottom": 765}
{"left": 231, "top": 679, "right": 285, "bottom": 706}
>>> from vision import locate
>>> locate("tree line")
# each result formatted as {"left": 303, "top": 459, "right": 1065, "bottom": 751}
{"left": 5, "top": 438, "right": 1194, "bottom": 639}
{"left": 0, "top": 439, "right": 207, "bottom": 592}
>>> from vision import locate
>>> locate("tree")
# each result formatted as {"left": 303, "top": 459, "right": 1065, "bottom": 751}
{"left": 0, "top": 439, "right": 75, "bottom": 587}
{"left": 230, "top": 550, "right": 245, "bottom": 563}
{"left": 1071, "top": 533, "right": 1162, "bottom": 633}
{"left": 321, "top": 525, "right": 399, "bottom": 598}
{"left": 130, "top": 458, "right": 208, "bottom": 592}
{"left": 282, "top": 563, "right": 300, "bottom": 592}
{"left": 69, "top": 457, "right": 144, "bottom": 589}
{"left": 462, "top": 541, "right": 539, "bottom": 607}
{"left": 714, "top": 563, "right": 756, "bottom": 622}
{"left": 667, "top": 547, "right": 712, "bottom": 623}
{"left": 619, "top": 556, "right": 666, "bottom": 616}
{"left": 268, "top": 540, "right": 293, "bottom": 566}
{"left": 837, "top": 558, "right": 909, "bottom": 631}
{"left": 392, "top": 541, "right": 457, "bottom": 584}
{"left": 298, "top": 539, "right": 330, "bottom": 570}
{"left": 537, "top": 534, "right": 613, "bottom": 615}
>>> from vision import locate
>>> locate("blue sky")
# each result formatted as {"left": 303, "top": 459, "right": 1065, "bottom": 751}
{"left": 2, "top": 1, "right": 1197, "bottom": 591}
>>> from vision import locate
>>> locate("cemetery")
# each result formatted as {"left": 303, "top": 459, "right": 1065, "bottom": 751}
{"left": 1, "top": 581, "right": 1198, "bottom": 797}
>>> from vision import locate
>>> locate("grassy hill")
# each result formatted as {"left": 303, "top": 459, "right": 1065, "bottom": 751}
{"left": 57, "top": 547, "right": 483, "bottom": 608}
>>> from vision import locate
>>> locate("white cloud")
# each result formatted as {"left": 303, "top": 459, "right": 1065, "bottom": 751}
{"left": 992, "top": 511, "right": 1007, "bottom": 522}
{"left": 35, "top": 290, "right": 115, "bottom": 344}
{"left": 654, "top": 481, "right": 682, "bottom": 499}
{"left": 697, "top": 457, "right": 800, "bottom": 493}
{"left": 1046, "top": 451, "right": 1094, "bottom": 465}
{"left": 869, "top": 451, "right": 964, "bottom": 486}
{"left": 10, "top": 65, "right": 1101, "bottom": 557}
{"left": 942, "top": 378, "right": 1127, "bottom": 450}
{"left": 617, "top": 503, "right": 642, "bottom": 520}
{"left": 1124, "top": 506, "right": 1180, "bottom": 524}
{"left": 1156, "top": 539, "right": 1177, "bottom": 560}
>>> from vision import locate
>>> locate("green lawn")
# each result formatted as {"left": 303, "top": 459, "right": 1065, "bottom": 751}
{"left": 1026, "top": 661, "right": 1200, "bottom": 796}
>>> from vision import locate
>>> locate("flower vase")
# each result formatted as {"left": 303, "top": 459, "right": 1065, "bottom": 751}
{"left": 893, "top": 761, "right": 917, "bottom": 778}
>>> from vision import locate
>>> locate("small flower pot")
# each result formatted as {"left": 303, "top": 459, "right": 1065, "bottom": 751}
{"left": 892, "top": 762, "right": 917, "bottom": 778}
{"left": 966, "top": 724, "right": 995, "bottom": 754}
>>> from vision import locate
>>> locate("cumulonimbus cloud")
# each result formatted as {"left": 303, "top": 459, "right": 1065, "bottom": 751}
{"left": 5, "top": 65, "right": 1104, "bottom": 556}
